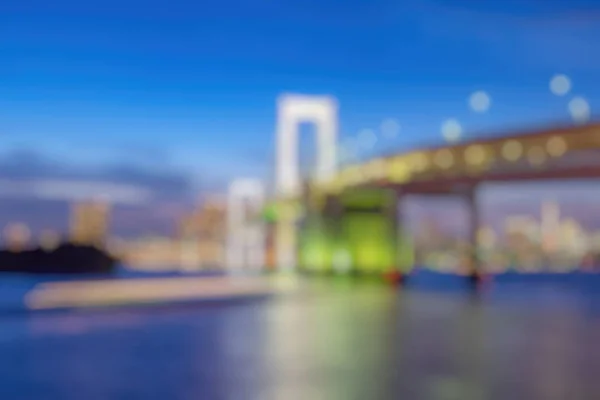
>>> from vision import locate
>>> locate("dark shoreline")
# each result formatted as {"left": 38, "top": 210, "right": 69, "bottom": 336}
{"left": 0, "top": 243, "right": 117, "bottom": 275}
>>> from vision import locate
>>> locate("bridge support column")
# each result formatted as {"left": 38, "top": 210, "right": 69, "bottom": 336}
{"left": 391, "top": 192, "right": 415, "bottom": 283}
{"left": 465, "top": 185, "right": 481, "bottom": 276}
{"left": 275, "top": 201, "right": 299, "bottom": 272}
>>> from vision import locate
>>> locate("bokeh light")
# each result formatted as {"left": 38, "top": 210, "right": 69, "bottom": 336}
{"left": 441, "top": 119, "right": 462, "bottom": 143}
{"left": 380, "top": 118, "right": 401, "bottom": 138}
{"left": 357, "top": 129, "right": 377, "bottom": 150}
{"left": 568, "top": 97, "right": 590, "bottom": 124}
{"left": 433, "top": 149, "right": 454, "bottom": 169}
{"left": 501, "top": 140, "right": 523, "bottom": 162}
{"left": 550, "top": 74, "right": 572, "bottom": 96}
{"left": 468, "top": 91, "right": 491, "bottom": 113}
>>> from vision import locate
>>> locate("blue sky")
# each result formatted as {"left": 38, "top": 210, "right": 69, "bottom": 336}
{"left": 2, "top": 0, "right": 600, "bottom": 234}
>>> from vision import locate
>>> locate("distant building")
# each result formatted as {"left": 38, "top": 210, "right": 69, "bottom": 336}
{"left": 175, "top": 198, "right": 227, "bottom": 269}
{"left": 196, "top": 199, "right": 227, "bottom": 269}
{"left": 560, "top": 218, "right": 587, "bottom": 256}
{"left": 121, "top": 236, "right": 181, "bottom": 270}
{"left": 39, "top": 229, "right": 60, "bottom": 251}
{"left": 541, "top": 200, "right": 560, "bottom": 253}
{"left": 504, "top": 215, "right": 539, "bottom": 242}
{"left": 70, "top": 201, "right": 110, "bottom": 246}
{"left": 477, "top": 225, "right": 496, "bottom": 249}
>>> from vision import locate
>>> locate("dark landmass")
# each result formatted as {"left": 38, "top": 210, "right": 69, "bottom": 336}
{"left": 0, "top": 242, "right": 117, "bottom": 274}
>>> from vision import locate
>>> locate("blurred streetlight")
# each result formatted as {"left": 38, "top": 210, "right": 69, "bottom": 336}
{"left": 568, "top": 97, "right": 590, "bottom": 124}
{"left": 380, "top": 118, "right": 401, "bottom": 138}
{"left": 468, "top": 91, "right": 491, "bottom": 113}
{"left": 357, "top": 128, "right": 377, "bottom": 150}
{"left": 441, "top": 119, "right": 462, "bottom": 143}
{"left": 550, "top": 74, "right": 572, "bottom": 96}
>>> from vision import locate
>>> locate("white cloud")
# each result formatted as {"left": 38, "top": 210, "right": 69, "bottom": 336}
{"left": 0, "top": 179, "right": 152, "bottom": 204}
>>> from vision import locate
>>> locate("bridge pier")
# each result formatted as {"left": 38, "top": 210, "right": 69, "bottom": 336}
{"left": 388, "top": 191, "right": 411, "bottom": 283}
{"left": 464, "top": 184, "right": 482, "bottom": 279}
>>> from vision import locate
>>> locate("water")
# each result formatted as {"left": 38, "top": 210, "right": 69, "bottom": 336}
{"left": 0, "top": 277, "right": 599, "bottom": 399}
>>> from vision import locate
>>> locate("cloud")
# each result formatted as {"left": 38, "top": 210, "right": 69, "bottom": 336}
{"left": 0, "top": 179, "right": 151, "bottom": 204}
{"left": 0, "top": 147, "right": 200, "bottom": 237}
{"left": 0, "top": 148, "right": 194, "bottom": 203}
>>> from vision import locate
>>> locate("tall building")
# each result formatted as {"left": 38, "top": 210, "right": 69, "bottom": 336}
{"left": 39, "top": 229, "right": 60, "bottom": 250}
{"left": 560, "top": 218, "right": 587, "bottom": 256}
{"left": 70, "top": 201, "right": 111, "bottom": 246}
{"left": 504, "top": 215, "right": 539, "bottom": 241}
{"left": 175, "top": 198, "right": 228, "bottom": 269}
{"left": 541, "top": 200, "right": 560, "bottom": 253}
{"left": 196, "top": 199, "right": 227, "bottom": 268}
{"left": 477, "top": 225, "right": 496, "bottom": 249}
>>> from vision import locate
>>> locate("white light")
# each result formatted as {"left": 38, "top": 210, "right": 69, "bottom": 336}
{"left": 380, "top": 118, "right": 401, "bottom": 138}
{"left": 226, "top": 179, "right": 266, "bottom": 272}
{"left": 441, "top": 119, "right": 462, "bottom": 143}
{"left": 568, "top": 97, "right": 590, "bottom": 124}
{"left": 468, "top": 91, "right": 491, "bottom": 113}
{"left": 357, "top": 129, "right": 377, "bottom": 149}
{"left": 550, "top": 74, "right": 572, "bottom": 96}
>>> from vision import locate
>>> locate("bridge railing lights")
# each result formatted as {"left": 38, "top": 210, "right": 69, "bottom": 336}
{"left": 527, "top": 146, "right": 548, "bottom": 167}
{"left": 546, "top": 136, "right": 568, "bottom": 157}
{"left": 433, "top": 149, "right": 455, "bottom": 170}
{"left": 388, "top": 157, "right": 412, "bottom": 183}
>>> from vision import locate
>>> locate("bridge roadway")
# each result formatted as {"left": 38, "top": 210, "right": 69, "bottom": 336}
{"left": 1, "top": 276, "right": 599, "bottom": 399}
{"left": 320, "top": 121, "right": 600, "bottom": 196}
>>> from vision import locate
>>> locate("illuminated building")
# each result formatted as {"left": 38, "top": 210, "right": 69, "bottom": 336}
{"left": 175, "top": 198, "right": 228, "bottom": 270}
{"left": 39, "top": 229, "right": 60, "bottom": 251}
{"left": 121, "top": 236, "right": 181, "bottom": 270}
{"left": 3, "top": 223, "right": 31, "bottom": 251}
{"left": 504, "top": 215, "right": 539, "bottom": 242}
{"left": 70, "top": 201, "right": 110, "bottom": 246}
{"left": 477, "top": 226, "right": 496, "bottom": 249}
{"left": 559, "top": 218, "right": 587, "bottom": 256}
{"left": 226, "top": 180, "right": 266, "bottom": 271}
{"left": 197, "top": 199, "right": 227, "bottom": 269}
{"left": 541, "top": 201, "right": 560, "bottom": 253}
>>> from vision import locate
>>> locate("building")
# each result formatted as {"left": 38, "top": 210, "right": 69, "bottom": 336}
{"left": 540, "top": 200, "right": 560, "bottom": 253}
{"left": 504, "top": 215, "right": 539, "bottom": 242}
{"left": 196, "top": 199, "right": 227, "bottom": 269}
{"left": 121, "top": 236, "right": 181, "bottom": 270}
{"left": 559, "top": 218, "right": 587, "bottom": 256}
{"left": 39, "top": 229, "right": 60, "bottom": 251}
{"left": 175, "top": 198, "right": 228, "bottom": 269}
{"left": 69, "top": 201, "right": 111, "bottom": 246}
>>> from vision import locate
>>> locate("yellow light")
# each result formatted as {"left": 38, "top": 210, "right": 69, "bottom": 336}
{"left": 388, "top": 157, "right": 411, "bottom": 183}
{"left": 502, "top": 140, "right": 523, "bottom": 162}
{"left": 364, "top": 159, "right": 387, "bottom": 180}
{"left": 345, "top": 166, "right": 364, "bottom": 185}
{"left": 464, "top": 145, "right": 487, "bottom": 166}
{"left": 434, "top": 149, "right": 454, "bottom": 169}
{"left": 527, "top": 146, "right": 547, "bottom": 166}
{"left": 411, "top": 152, "right": 429, "bottom": 172}
{"left": 328, "top": 177, "right": 344, "bottom": 194}
{"left": 546, "top": 136, "right": 567, "bottom": 157}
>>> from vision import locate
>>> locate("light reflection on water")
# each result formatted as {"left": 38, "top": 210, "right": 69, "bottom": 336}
{"left": 0, "top": 279, "right": 599, "bottom": 399}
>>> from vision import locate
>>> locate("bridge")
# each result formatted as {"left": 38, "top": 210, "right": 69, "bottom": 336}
{"left": 227, "top": 94, "right": 600, "bottom": 275}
